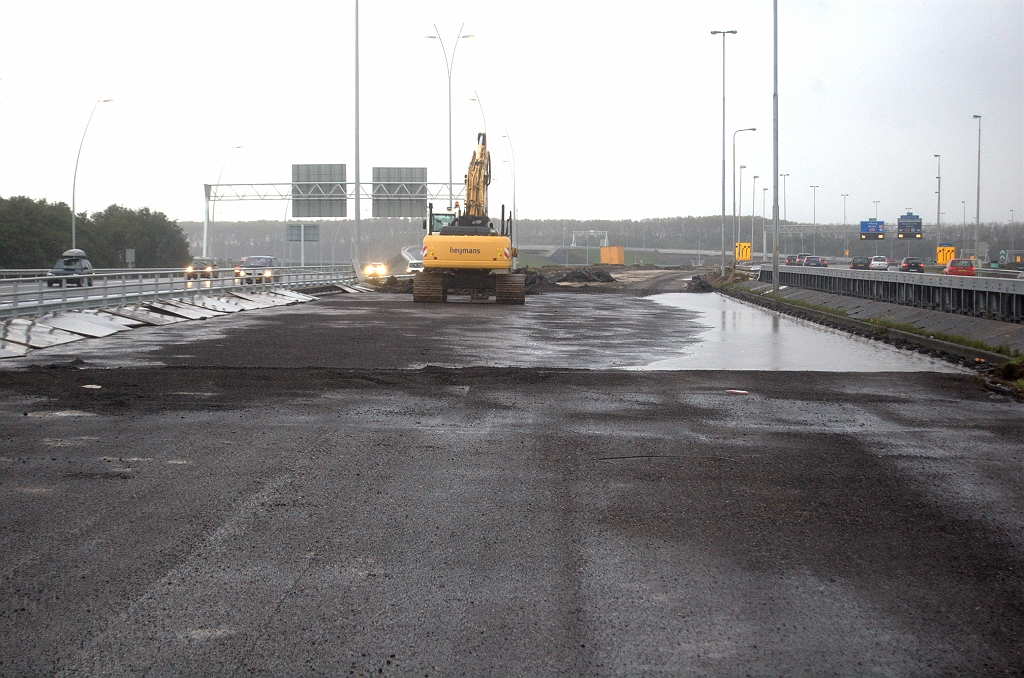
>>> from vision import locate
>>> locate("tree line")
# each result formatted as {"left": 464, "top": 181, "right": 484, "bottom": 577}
{"left": 0, "top": 196, "right": 191, "bottom": 269}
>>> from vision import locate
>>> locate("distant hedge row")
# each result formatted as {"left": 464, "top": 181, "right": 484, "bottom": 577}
{"left": 0, "top": 196, "right": 191, "bottom": 269}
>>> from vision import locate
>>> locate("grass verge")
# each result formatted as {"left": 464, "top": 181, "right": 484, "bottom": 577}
{"left": 867, "top": 317, "right": 1018, "bottom": 357}
{"left": 774, "top": 296, "right": 849, "bottom": 317}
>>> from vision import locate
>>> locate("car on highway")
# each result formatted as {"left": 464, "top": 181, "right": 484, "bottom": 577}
{"left": 869, "top": 255, "right": 889, "bottom": 271}
{"left": 850, "top": 256, "right": 871, "bottom": 270}
{"left": 899, "top": 257, "right": 924, "bottom": 273}
{"left": 363, "top": 262, "right": 387, "bottom": 278}
{"left": 406, "top": 260, "right": 424, "bottom": 274}
{"left": 46, "top": 249, "right": 94, "bottom": 287}
{"left": 784, "top": 255, "right": 799, "bottom": 265}
{"left": 186, "top": 257, "right": 219, "bottom": 280}
{"left": 796, "top": 252, "right": 812, "bottom": 265}
{"left": 235, "top": 256, "right": 281, "bottom": 284}
{"left": 803, "top": 256, "right": 827, "bottom": 267}
{"left": 944, "top": 258, "right": 975, "bottom": 276}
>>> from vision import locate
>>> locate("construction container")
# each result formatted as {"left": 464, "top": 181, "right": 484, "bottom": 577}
{"left": 600, "top": 246, "right": 625, "bottom": 265}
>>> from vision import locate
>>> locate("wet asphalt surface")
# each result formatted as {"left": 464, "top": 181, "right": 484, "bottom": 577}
{"left": 1, "top": 289, "right": 1023, "bottom": 676}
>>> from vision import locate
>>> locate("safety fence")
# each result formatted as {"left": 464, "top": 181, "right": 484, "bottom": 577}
{"left": 757, "top": 266, "right": 1024, "bottom": 323}
{"left": 0, "top": 265, "right": 356, "bottom": 319}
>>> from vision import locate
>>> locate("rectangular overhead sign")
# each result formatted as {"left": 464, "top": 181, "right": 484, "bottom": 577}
{"left": 860, "top": 219, "right": 884, "bottom": 239}
{"left": 286, "top": 224, "right": 320, "bottom": 242}
{"left": 372, "top": 167, "right": 428, "bottom": 218}
{"left": 897, "top": 213, "right": 923, "bottom": 239}
{"left": 292, "top": 164, "right": 347, "bottom": 218}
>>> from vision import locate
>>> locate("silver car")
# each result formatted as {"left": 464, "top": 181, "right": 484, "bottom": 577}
{"left": 868, "top": 255, "right": 889, "bottom": 271}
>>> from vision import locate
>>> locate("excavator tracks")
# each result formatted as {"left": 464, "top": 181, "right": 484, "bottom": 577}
{"left": 413, "top": 271, "right": 448, "bottom": 303}
{"left": 495, "top": 274, "right": 526, "bottom": 305}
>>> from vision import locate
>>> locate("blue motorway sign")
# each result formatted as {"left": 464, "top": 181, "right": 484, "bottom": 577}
{"left": 897, "top": 213, "right": 923, "bottom": 239}
{"left": 860, "top": 219, "right": 884, "bottom": 239}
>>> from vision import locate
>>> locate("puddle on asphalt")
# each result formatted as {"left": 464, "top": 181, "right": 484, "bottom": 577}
{"left": 636, "top": 293, "right": 962, "bottom": 372}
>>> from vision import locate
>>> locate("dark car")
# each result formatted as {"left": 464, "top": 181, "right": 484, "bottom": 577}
{"left": 796, "top": 252, "right": 812, "bottom": 265}
{"left": 850, "top": 256, "right": 871, "bottom": 270}
{"left": 803, "top": 256, "right": 827, "bottom": 267}
{"left": 46, "top": 249, "right": 94, "bottom": 287}
{"left": 186, "top": 257, "right": 219, "bottom": 280}
{"left": 784, "top": 255, "right": 799, "bottom": 265}
{"left": 899, "top": 257, "right": 924, "bottom": 273}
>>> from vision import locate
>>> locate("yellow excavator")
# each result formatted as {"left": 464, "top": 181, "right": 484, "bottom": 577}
{"left": 413, "top": 132, "right": 524, "bottom": 304}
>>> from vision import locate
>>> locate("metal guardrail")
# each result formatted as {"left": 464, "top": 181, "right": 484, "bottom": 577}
{"left": 0, "top": 265, "right": 356, "bottom": 319}
{"left": 757, "top": 266, "right": 1024, "bottom": 323}
{"left": 0, "top": 267, "right": 208, "bottom": 280}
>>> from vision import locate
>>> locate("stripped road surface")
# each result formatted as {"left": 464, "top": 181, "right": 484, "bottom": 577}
{"left": 1, "top": 291, "right": 1021, "bottom": 675}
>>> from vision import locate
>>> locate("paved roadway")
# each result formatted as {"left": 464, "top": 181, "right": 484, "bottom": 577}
{"left": 1, "top": 287, "right": 1022, "bottom": 675}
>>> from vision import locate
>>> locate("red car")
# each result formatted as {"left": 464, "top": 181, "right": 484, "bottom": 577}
{"left": 943, "top": 259, "right": 975, "bottom": 276}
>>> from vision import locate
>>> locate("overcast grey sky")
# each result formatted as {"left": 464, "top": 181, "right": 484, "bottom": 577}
{"left": 1, "top": 0, "right": 1021, "bottom": 226}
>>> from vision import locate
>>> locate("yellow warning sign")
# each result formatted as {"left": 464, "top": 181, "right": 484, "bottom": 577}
{"left": 936, "top": 246, "right": 955, "bottom": 265}
{"left": 734, "top": 242, "right": 751, "bottom": 262}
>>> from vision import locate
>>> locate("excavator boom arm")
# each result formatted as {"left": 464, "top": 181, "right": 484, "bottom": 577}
{"left": 465, "top": 132, "right": 490, "bottom": 217}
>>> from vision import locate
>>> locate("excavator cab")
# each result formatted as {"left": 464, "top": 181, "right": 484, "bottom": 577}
{"left": 428, "top": 211, "right": 456, "bottom": 234}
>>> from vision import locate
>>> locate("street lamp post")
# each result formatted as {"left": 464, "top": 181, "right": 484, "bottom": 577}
{"left": 779, "top": 173, "right": 789, "bottom": 222}
{"left": 873, "top": 200, "right": 881, "bottom": 255}
{"left": 426, "top": 25, "right": 474, "bottom": 210}
{"left": 732, "top": 130, "right": 755, "bottom": 259}
{"left": 502, "top": 130, "right": 517, "bottom": 268}
{"left": 737, "top": 164, "right": 745, "bottom": 252}
{"left": 205, "top": 145, "right": 243, "bottom": 258}
{"left": 962, "top": 200, "right": 967, "bottom": 255}
{"left": 712, "top": 29, "right": 738, "bottom": 276}
{"left": 810, "top": 185, "right": 818, "bottom": 255}
{"left": 762, "top": 186, "right": 768, "bottom": 262}
{"left": 841, "top": 193, "right": 849, "bottom": 257}
{"left": 469, "top": 90, "right": 486, "bottom": 134}
{"left": 934, "top": 154, "right": 941, "bottom": 249}
{"left": 973, "top": 115, "right": 982, "bottom": 260}
{"left": 501, "top": 156, "right": 516, "bottom": 237}
{"left": 354, "top": 0, "right": 361, "bottom": 265}
{"left": 71, "top": 97, "right": 114, "bottom": 250}
{"left": 749, "top": 175, "right": 757, "bottom": 258}
{"left": 904, "top": 206, "right": 914, "bottom": 258}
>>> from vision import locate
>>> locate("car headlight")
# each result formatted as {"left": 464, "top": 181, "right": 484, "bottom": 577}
{"left": 264, "top": 269, "right": 273, "bottom": 278}
{"left": 186, "top": 265, "right": 194, "bottom": 272}
{"left": 205, "top": 266, "right": 213, "bottom": 272}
